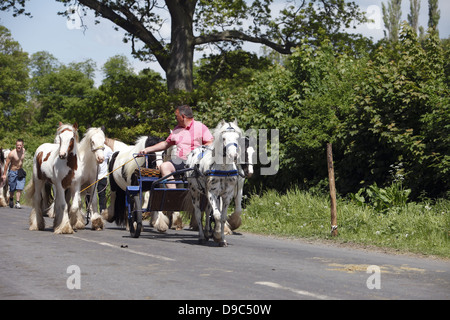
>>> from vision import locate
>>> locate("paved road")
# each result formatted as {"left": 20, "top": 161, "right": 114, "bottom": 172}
{"left": 0, "top": 206, "right": 449, "bottom": 301}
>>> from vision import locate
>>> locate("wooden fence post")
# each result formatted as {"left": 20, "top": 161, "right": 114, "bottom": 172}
{"left": 327, "top": 143, "right": 338, "bottom": 237}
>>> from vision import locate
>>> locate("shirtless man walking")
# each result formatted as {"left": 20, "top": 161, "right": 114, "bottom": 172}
{"left": 2, "top": 139, "right": 26, "bottom": 208}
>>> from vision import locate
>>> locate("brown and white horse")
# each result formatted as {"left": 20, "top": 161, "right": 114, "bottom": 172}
{"left": 27, "top": 124, "right": 105, "bottom": 233}
{"left": 0, "top": 148, "right": 10, "bottom": 207}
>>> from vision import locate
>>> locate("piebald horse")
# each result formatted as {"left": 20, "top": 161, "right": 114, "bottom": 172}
{"left": 0, "top": 148, "right": 10, "bottom": 207}
{"left": 104, "top": 136, "right": 164, "bottom": 227}
{"left": 185, "top": 119, "right": 243, "bottom": 247}
{"left": 28, "top": 124, "right": 105, "bottom": 233}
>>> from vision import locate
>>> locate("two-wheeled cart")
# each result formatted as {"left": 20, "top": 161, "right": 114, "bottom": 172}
{"left": 125, "top": 153, "right": 193, "bottom": 238}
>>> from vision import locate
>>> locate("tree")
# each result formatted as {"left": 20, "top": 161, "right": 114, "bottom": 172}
{"left": 97, "top": 55, "right": 169, "bottom": 141}
{"left": 427, "top": 0, "right": 440, "bottom": 36}
{"left": 339, "top": 23, "right": 449, "bottom": 198}
{"left": 382, "top": 0, "right": 402, "bottom": 42}
{"left": 2, "top": 0, "right": 367, "bottom": 92}
{"left": 0, "top": 25, "right": 29, "bottom": 132}
{"left": 30, "top": 61, "right": 96, "bottom": 135}
{"left": 407, "top": 0, "right": 421, "bottom": 34}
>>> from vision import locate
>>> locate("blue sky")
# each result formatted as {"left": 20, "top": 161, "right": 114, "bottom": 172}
{"left": 1, "top": 0, "right": 448, "bottom": 86}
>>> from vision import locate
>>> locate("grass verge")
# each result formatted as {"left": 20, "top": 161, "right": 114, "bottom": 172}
{"left": 239, "top": 188, "right": 450, "bottom": 258}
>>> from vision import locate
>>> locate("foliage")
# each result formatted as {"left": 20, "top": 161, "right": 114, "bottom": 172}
{"left": 196, "top": 24, "right": 448, "bottom": 200}
{"left": 29, "top": 63, "right": 97, "bottom": 135}
{"left": 338, "top": 23, "right": 449, "bottom": 198}
{"left": 0, "top": 21, "right": 448, "bottom": 203}
{"left": 96, "top": 56, "right": 171, "bottom": 142}
{"left": 348, "top": 182, "right": 411, "bottom": 213}
{"left": 0, "top": 25, "right": 29, "bottom": 132}
{"left": 1, "top": 0, "right": 369, "bottom": 91}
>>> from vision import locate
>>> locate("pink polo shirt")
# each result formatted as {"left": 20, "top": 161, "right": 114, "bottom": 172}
{"left": 166, "top": 119, "right": 214, "bottom": 160}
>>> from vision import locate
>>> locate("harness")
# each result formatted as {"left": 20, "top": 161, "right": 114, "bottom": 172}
{"left": 91, "top": 145, "right": 105, "bottom": 152}
{"left": 204, "top": 169, "right": 238, "bottom": 177}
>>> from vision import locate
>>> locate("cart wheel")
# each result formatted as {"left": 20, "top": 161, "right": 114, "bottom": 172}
{"left": 129, "top": 195, "right": 142, "bottom": 238}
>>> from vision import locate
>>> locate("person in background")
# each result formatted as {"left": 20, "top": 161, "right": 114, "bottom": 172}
{"left": 2, "top": 139, "right": 26, "bottom": 209}
{"left": 97, "top": 144, "right": 113, "bottom": 213}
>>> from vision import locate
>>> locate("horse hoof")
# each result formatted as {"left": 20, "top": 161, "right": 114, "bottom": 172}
{"left": 198, "top": 238, "right": 208, "bottom": 245}
{"left": 91, "top": 218, "right": 104, "bottom": 231}
{"left": 219, "top": 240, "right": 228, "bottom": 247}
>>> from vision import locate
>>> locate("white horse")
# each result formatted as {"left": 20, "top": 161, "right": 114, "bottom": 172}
{"left": 225, "top": 136, "right": 255, "bottom": 234}
{"left": 28, "top": 123, "right": 105, "bottom": 233}
{"left": 103, "top": 136, "right": 164, "bottom": 228}
{"left": 78, "top": 127, "right": 107, "bottom": 230}
{"left": 185, "top": 119, "right": 243, "bottom": 247}
{"left": 188, "top": 136, "right": 255, "bottom": 235}
{"left": 105, "top": 136, "right": 128, "bottom": 152}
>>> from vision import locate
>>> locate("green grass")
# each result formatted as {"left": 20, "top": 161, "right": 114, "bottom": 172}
{"left": 239, "top": 188, "right": 450, "bottom": 258}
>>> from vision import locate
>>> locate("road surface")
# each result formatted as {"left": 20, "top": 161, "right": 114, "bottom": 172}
{"left": 1, "top": 205, "right": 449, "bottom": 301}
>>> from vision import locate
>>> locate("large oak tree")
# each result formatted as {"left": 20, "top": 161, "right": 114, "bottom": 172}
{"left": 2, "top": 0, "right": 367, "bottom": 92}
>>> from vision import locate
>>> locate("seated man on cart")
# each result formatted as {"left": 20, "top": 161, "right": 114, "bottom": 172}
{"left": 138, "top": 105, "right": 213, "bottom": 230}
{"left": 139, "top": 104, "right": 214, "bottom": 187}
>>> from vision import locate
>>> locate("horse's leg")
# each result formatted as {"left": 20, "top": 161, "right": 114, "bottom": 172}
{"left": 208, "top": 191, "right": 225, "bottom": 246}
{"left": 204, "top": 202, "right": 213, "bottom": 240}
{"left": 226, "top": 177, "right": 244, "bottom": 234}
{"left": 43, "top": 184, "right": 55, "bottom": 218}
{"left": 88, "top": 186, "right": 104, "bottom": 231}
{"left": 29, "top": 179, "right": 45, "bottom": 231}
{"left": 189, "top": 190, "right": 207, "bottom": 243}
{"left": 218, "top": 196, "right": 234, "bottom": 247}
{"left": 68, "top": 188, "right": 85, "bottom": 230}
{"left": 170, "top": 211, "right": 183, "bottom": 230}
{"left": 154, "top": 211, "right": 170, "bottom": 233}
{"left": 103, "top": 190, "right": 115, "bottom": 222}
{"left": 53, "top": 186, "right": 73, "bottom": 234}
{"left": 150, "top": 211, "right": 157, "bottom": 227}
{"left": 0, "top": 185, "right": 6, "bottom": 207}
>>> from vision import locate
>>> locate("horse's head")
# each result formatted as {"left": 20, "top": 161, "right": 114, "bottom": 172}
{"left": 88, "top": 128, "right": 106, "bottom": 164}
{"left": 57, "top": 122, "right": 79, "bottom": 159}
{"left": 241, "top": 137, "right": 255, "bottom": 178}
{"left": 144, "top": 136, "right": 164, "bottom": 168}
{"left": 214, "top": 119, "right": 243, "bottom": 164}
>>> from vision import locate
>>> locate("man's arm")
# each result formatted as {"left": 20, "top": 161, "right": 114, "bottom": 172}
{"left": 204, "top": 139, "right": 213, "bottom": 146}
{"left": 139, "top": 140, "right": 171, "bottom": 155}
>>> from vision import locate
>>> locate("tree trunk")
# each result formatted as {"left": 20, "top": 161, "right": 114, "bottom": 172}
{"left": 166, "top": 0, "right": 196, "bottom": 92}
{"left": 166, "top": 26, "right": 194, "bottom": 92}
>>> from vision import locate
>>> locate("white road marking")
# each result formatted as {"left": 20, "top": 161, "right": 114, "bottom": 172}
{"left": 255, "top": 281, "right": 338, "bottom": 300}
{"left": 67, "top": 235, "right": 175, "bottom": 261}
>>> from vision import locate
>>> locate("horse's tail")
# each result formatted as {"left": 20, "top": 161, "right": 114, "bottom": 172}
{"left": 24, "top": 178, "right": 35, "bottom": 204}
{"left": 181, "top": 190, "right": 197, "bottom": 230}
{"left": 108, "top": 152, "right": 127, "bottom": 226}
{"left": 113, "top": 187, "right": 126, "bottom": 226}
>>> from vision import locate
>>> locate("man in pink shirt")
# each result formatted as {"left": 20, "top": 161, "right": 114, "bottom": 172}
{"left": 139, "top": 105, "right": 214, "bottom": 183}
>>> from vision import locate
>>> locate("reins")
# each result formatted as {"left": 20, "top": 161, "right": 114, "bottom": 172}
{"left": 80, "top": 157, "right": 135, "bottom": 194}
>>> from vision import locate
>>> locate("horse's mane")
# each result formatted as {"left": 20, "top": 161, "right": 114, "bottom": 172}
{"left": 124, "top": 136, "right": 164, "bottom": 178}
{"left": 56, "top": 123, "right": 79, "bottom": 142}
{"left": 79, "top": 127, "right": 105, "bottom": 156}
